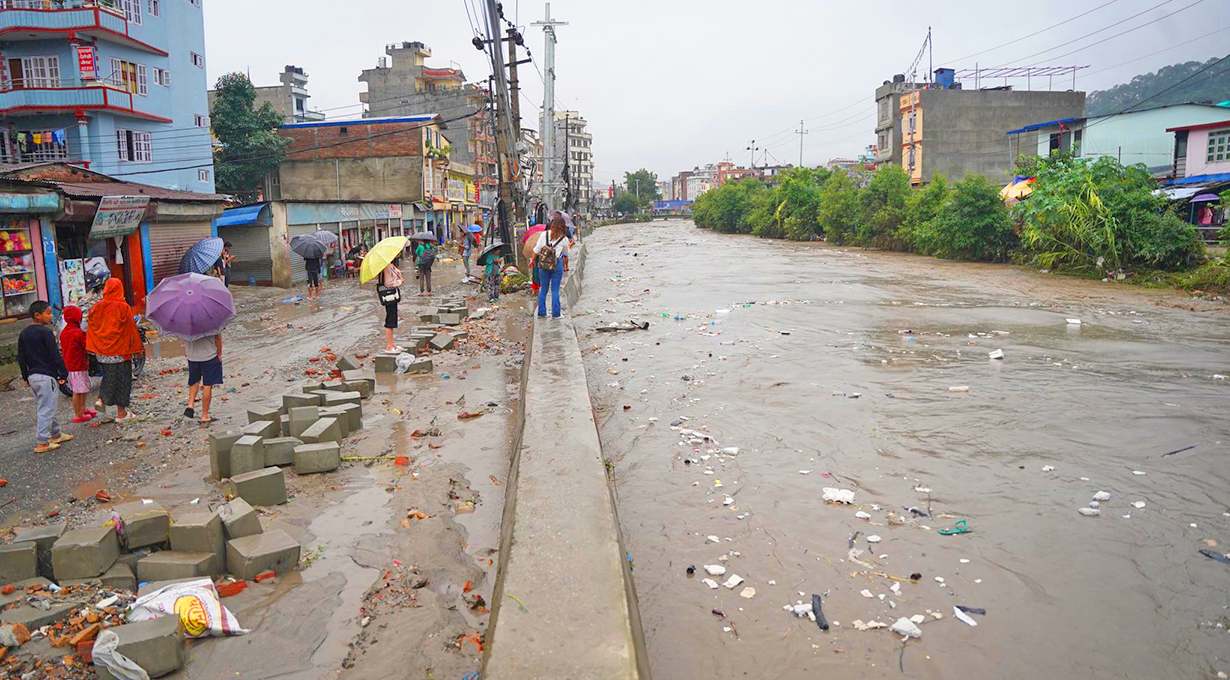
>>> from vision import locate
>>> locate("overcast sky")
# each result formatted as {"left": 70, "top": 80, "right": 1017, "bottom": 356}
{"left": 204, "top": 0, "right": 1228, "bottom": 185}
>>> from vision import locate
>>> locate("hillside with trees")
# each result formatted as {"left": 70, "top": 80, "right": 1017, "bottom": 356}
{"left": 1086, "top": 54, "right": 1230, "bottom": 115}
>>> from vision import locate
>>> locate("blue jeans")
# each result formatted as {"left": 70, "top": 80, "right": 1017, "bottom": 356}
{"left": 536, "top": 266, "right": 564, "bottom": 317}
{"left": 29, "top": 374, "right": 62, "bottom": 444}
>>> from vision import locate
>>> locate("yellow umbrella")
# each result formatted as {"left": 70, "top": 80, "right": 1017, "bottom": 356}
{"left": 1000, "top": 178, "right": 1035, "bottom": 201}
{"left": 359, "top": 236, "right": 408, "bottom": 284}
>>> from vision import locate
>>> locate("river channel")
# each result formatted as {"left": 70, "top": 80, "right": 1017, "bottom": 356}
{"left": 574, "top": 220, "right": 1230, "bottom": 680}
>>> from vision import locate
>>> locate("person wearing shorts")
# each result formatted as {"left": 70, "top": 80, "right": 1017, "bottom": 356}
{"left": 305, "top": 256, "right": 322, "bottom": 301}
{"left": 184, "top": 334, "right": 223, "bottom": 424}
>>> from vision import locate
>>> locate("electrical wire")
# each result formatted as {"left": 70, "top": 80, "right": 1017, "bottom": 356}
{"left": 988, "top": 0, "right": 1192, "bottom": 68}
{"left": 939, "top": 0, "right": 1125, "bottom": 65}
{"left": 1083, "top": 52, "right": 1230, "bottom": 129}
{"left": 1010, "top": 0, "right": 1208, "bottom": 67}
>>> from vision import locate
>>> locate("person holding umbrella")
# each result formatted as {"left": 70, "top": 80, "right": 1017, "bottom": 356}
{"left": 86, "top": 279, "right": 144, "bottom": 423}
{"left": 145, "top": 273, "right": 236, "bottom": 424}
{"left": 531, "top": 216, "right": 571, "bottom": 318}
{"left": 290, "top": 234, "right": 329, "bottom": 302}
{"left": 360, "top": 236, "right": 409, "bottom": 352}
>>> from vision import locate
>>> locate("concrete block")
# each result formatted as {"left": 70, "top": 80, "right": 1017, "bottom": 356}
{"left": 0, "top": 543, "right": 37, "bottom": 582}
{"left": 288, "top": 406, "right": 320, "bottom": 437}
{"left": 169, "top": 511, "right": 225, "bottom": 575}
{"left": 373, "top": 353, "right": 398, "bottom": 373}
{"left": 115, "top": 548, "right": 151, "bottom": 575}
{"left": 223, "top": 467, "right": 287, "bottom": 507}
{"left": 437, "top": 313, "right": 462, "bottom": 326}
{"left": 100, "top": 562, "right": 136, "bottom": 592}
{"left": 228, "top": 435, "right": 265, "bottom": 477}
{"left": 322, "top": 380, "right": 348, "bottom": 392}
{"left": 1, "top": 602, "right": 75, "bottom": 629}
{"left": 327, "top": 403, "right": 362, "bottom": 432}
{"left": 246, "top": 406, "right": 280, "bottom": 424}
{"left": 208, "top": 432, "right": 243, "bottom": 481}
{"left": 341, "top": 369, "right": 375, "bottom": 382}
{"left": 282, "top": 391, "right": 321, "bottom": 410}
{"left": 280, "top": 413, "right": 291, "bottom": 435}
{"left": 318, "top": 408, "right": 351, "bottom": 437}
{"left": 292, "top": 442, "right": 341, "bottom": 475}
{"left": 217, "top": 498, "right": 262, "bottom": 539}
{"left": 114, "top": 501, "right": 170, "bottom": 551}
{"left": 301, "top": 379, "right": 328, "bottom": 392}
{"left": 11, "top": 522, "right": 65, "bottom": 579}
{"left": 137, "top": 551, "right": 215, "bottom": 582}
{"left": 337, "top": 355, "right": 359, "bottom": 371}
{"left": 242, "top": 419, "right": 280, "bottom": 439}
{"left": 226, "top": 530, "right": 301, "bottom": 580}
{"left": 322, "top": 390, "right": 361, "bottom": 408}
{"left": 430, "top": 333, "right": 456, "bottom": 351}
{"left": 93, "top": 616, "right": 184, "bottom": 680}
{"left": 343, "top": 378, "right": 374, "bottom": 399}
{"left": 406, "top": 358, "right": 433, "bottom": 375}
{"left": 418, "top": 313, "right": 439, "bottom": 323}
{"left": 262, "top": 436, "right": 303, "bottom": 466}
{"left": 300, "top": 417, "right": 341, "bottom": 444}
{"left": 453, "top": 331, "right": 469, "bottom": 341}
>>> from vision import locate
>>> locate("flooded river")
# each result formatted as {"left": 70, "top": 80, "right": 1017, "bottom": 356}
{"left": 574, "top": 220, "right": 1230, "bottom": 680}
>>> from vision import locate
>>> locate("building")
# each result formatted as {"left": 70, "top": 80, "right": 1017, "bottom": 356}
{"left": 715, "top": 161, "right": 756, "bottom": 186}
{"left": 1167, "top": 118, "right": 1230, "bottom": 183}
{"left": 238, "top": 115, "right": 452, "bottom": 286}
{"left": 446, "top": 160, "right": 479, "bottom": 232}
{"left": 0, "top": 0, "right": 215, "bottom": 193}
{"left": 685, "top": 164, "right": 716, "bottom": 200}
{"left": 553, "top": 110, "right": 592, "bottom": 215}
{"left": 208, "top": 65, "right": 324, "bottom": 124}
{"left": 893, "top": 71, "right": 1084, "bottom": 185}
{"left": 1008, "top": 104, "right": 1230, "bottom": 176}
{"left": 358, "top": 42, "right": 497, "bottom": 210}
{"left": 656, "top": 180, "right": 670, "bottom": 200}
{"left": 670, "top": 170, "right": 692, "bottom": 200}
{"left": 873, "top": 75, "right": 926, "bottom": 169}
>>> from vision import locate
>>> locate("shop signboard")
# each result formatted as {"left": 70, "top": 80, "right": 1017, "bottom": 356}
{"left": 76, "top": 45, "right": 97, "bottom": 80}
{"left": 89, "top": 196, "right": 149, "bottom": 240}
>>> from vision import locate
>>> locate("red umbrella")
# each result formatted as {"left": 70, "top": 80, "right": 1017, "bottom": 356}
{"left": 521, "top": 224, "right": 546, "bottom": 244}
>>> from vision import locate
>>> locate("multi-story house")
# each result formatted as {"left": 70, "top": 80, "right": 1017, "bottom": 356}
{"left": 359, "top": 41, "right": 497, "bottom": 211}
{"left": 553, "top": 110, "right": 592, "bottom": 215}
{"left": 0, "top": 0, "right": 214, "bottom": 193}
{"left": 209, "top": 65, "right": 324, "bottom": 124}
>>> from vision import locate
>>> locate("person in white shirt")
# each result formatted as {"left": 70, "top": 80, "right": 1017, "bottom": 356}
{"left": 531, "top": 216, "right": 571, "bottom": 318}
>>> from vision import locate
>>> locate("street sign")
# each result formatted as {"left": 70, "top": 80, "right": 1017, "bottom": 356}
{"left": 89, "top": 195, "right": 149, "bottom": 240}
{"left": 76, "top": 45, "right": 96, "bottom": 80}
{"left": 387, "top": 204, "right": 403, "bottom": 219}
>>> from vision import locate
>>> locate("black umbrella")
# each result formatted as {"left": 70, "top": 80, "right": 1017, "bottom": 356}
{"left": 410, "top": 231, "right": 436, "bottom": 242}
{"left": 290, "top": 234, "right": 328, "bottom": 259}
{"left": 178, "top": 237, "right": 224, "bottom": 275}
{"left": 477, "top": 240, "right": 509, "bottom": 265}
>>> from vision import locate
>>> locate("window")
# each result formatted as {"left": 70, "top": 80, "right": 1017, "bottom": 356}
{"left": 194, "top": 114, "right": 208, "bottom": 127}
{"left": 5, "top": 128, "right": 68, "bottom": 163}
{"left": 108, "top": 59, "right": 145, "bottom": 95}
{"left": 198, "top": 168, "right": 211, "bottom": 182}
{"left": 116, "top": 129, "right": 152, "bottom": 162}
{"left": 119, "top": 0, "right": 141, "bottom": 24}
{"left": 153, "top": 68, "right": 170, "bottom": 86}
{"left": 190, "top": 52, "right": 205, "bottom": 69}
{"left": 188, "top": 0, "right": 200, "bottom": 6}
{"left": 907, "top": 145, "right": 916, "bottom": 171}
{"left": 15, "top": 56, "right": 60, "bottom": 88}
{"left": 148, "top": 0, "right": 159, "bottom": 16}
{"left": 907, "top": 111, "right": 916, "bottom": 134}
{"left": 1207, "top": 130, "right": 1230, "bottom": 164}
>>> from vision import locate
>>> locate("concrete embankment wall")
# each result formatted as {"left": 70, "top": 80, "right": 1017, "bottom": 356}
{"left": 484, "top": 243, "right": 647, "bottom": 678}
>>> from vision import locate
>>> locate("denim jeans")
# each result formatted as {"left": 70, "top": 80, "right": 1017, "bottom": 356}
{"left": 536, "top": 266, "right": 564, "bottom": 317}
{"left": 29, "top": 374, "right": 61, "bottom": 444}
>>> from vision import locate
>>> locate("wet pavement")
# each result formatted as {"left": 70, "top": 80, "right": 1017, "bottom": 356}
{"left": 575, "top": 220, "right": 1230, "bottom": 680}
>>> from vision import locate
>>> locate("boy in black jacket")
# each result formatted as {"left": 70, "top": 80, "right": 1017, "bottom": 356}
{"left": 17, "top": 300, "right": 73, "bottom": 453}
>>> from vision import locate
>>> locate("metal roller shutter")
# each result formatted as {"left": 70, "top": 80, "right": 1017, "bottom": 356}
{"left": 221, "top": 225, "right": 272, "bottom": 285}
{"left": 148, "top": 221, "right": 212, "bottom": 285}
{"left": 287, "top": 223, "right": 318, "bottom": 284}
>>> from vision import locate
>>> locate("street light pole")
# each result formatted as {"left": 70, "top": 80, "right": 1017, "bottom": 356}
{"left": 746, "top": 139, "right": 758, "bottom": 169}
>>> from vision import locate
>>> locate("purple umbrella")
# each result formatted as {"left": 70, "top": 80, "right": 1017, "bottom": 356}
{"left": 1191, "top": 193, "right": 1220, "bottom": 202}
{"left": 146, "top": 273, "right": 236, "bottom": 341}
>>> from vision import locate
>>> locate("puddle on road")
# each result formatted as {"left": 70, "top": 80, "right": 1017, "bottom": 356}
{"left": 578, "top": 221, "right": 1230, "bottom": 680}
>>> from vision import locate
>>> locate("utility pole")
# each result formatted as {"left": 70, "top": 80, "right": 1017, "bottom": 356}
{"left": 746, "top": 139, "right": 758, "bottom": 169}
{"left": 794, "top": 120, "right": 808, "bottom": 167}
{"left": 533, "top": 3, "right": 567, "bottom": 212}
{"left": 505, "top": 24, "right": 529, "bottom": 232}
{"left": 483, "top": 0, "right": 521, "bottom": 254}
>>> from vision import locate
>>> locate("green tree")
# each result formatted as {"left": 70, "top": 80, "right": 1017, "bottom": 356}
{"left": 858, "top": 165, "right": 911, "bottom": 249}
{"left": 613, "top": 190, "right": 641, "bottom": 215}
{"left": 211, "top": 73, "right": 289, "bottom": 201}
{"left": 692, "top": 179, "right": 765, "bottom": 234}
{"left": 914, "top": 175, "right": 1016, "bottom": 261}
{"left": 623, "top": 169, "right": 661, "bottom": 211}
{"left": 816, "top": 170, "right": 862, "bottom": 245}
{"left": 900, "top": 173, "right": 951, "bottom": 250}
{"left": 1085, "top": 55, "right": 1230, "bottom": 116}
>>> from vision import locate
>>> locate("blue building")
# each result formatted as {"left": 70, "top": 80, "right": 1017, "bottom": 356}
{"left": 0, "top": 0, "right": 214, "bottom": 193}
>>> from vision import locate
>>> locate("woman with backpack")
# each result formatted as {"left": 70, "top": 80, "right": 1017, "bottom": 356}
{"left": 531, "top": 216, "right": 571, "bottom": 318}
{"left": 414, "top": 239, "right": 436, "bottom": 296}
{"left": 379, "top": 254, "right": 404, "bottom": 352}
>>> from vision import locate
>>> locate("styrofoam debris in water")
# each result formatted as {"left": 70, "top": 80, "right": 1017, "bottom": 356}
{"left": 1066, "top": 318, "right": 1082, "bottom": 325}
{"left": 854, "top": 511, "right": 872, "bottom": 520}
{"left": 1041, "top": 465, "right": 1055, "bottom": 472}
{"left": 948, "top": 385, "right": 970, "bottom": 392}
{"left": 866, "top": 535, "right": 882, "bottom": 544}
{"left": 822, "top": 488, "right": 856, "bottom": 504}
{"left": 722, "top": 574, "right": 744, "bottom": 589}
{"left": 890, "top": 617, "right": 922, "bottom": 639}
{"left": 860, "top": 589, "right": 874, "bottom": 598}
{"left": 1078, "top": 507, "right": 1101, "bottom": 517}
{"left": 1132, "top": 501, "right": 1146, "bottom": 509}
{"left": 706, "top": 535, "right": 720, "bottom": 543}
{"left": 1092, "top": 491, "right": 1111, "bottom": 502}
{"left": 988, "top": 349, "right": 1004, "bottom": 360}
{"left": 953, "top": 607, "right": 978, "bottom": 627}
{"left": 704, "top": 564, "right": 726, "bottom": 576}
{"left": 739, "top": 587, "right": 756, "bottom": 599}
{"left": 852, "top": 619, "right": 887, "bottom": 631}
{"left": 702, "top": 578, "right": 719, "bottom": 589}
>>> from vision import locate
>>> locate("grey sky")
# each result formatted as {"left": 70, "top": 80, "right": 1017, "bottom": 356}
{"left": 204, "top": 0, "right": 1229, "bottom": 185}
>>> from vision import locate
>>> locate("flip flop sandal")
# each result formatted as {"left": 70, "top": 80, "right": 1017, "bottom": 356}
{"left": 199, "top": 417, "right": 215, "bottom": 424}
{"left": 938, "top": 519, "right": 972, "bottom": 536}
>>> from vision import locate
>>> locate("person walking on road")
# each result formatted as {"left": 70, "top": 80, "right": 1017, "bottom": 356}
{"left": 18, "top": 300, "right": 73, "bottom": 453}
{"left": 183, "top": 333, "right": 223, "bottom": 424}
{"left": 305, "top": 254, "right": 323, "bottom": 301}
{"left": 59, "top": 304, "right": 94, "bottom": 423}
{"left": 461, "top": 217, "right": 482, "bottom": 279}
{"left": 415, "top": 239, "right": 436, "bottom": 297}
{"left": 87, "top": 278, "right": 144, "bottom": 424}
{"left": 531, "top": 216, "right": 571, "bottom": 318}
{"left": 379, "top": 254, "right": 405, "bottom": 352}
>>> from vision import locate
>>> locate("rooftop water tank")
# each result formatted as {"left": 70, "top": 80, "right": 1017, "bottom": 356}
{"left": 934, "top": 68, "right": 956, "bottom": 89}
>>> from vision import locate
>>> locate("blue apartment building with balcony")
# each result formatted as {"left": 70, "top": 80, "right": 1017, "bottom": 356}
{"left": 0, "top": 0, "right": 214, "bottom": 193}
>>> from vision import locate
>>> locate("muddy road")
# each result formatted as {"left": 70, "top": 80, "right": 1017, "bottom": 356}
{"left": 575, "top": 220, "right": 1230, "bottom": 680}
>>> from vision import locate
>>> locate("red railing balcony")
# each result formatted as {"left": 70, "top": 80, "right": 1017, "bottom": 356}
{"left": 0, "top": 0, "right": 167, "bottom": 55}
{"left": 0, "top": 78, "right": 171, "bottom": 121}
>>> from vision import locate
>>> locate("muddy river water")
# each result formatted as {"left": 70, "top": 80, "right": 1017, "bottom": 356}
{"left": 574, "top": 220, "right": 1230, "bottom": 680}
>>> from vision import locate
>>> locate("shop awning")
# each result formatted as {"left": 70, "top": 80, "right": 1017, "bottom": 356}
{"left": 215, "top": 203, "right": 271, "bottom": 228}
{"left": 0, "top": 191, "right": 60, "bottom": 213}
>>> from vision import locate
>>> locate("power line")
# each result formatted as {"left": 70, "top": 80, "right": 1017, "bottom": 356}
{"left": 1084, "top": 52, "right": 1230, "bottom": 129}
{"left": 989, "top": 0, "right": 1191, "bottom": 68}
{"left": 1009, "top": 0, "right": 1208, "bottom": 67}
{"left": 940, "top": 0, "right": 1125, "bottom": 65}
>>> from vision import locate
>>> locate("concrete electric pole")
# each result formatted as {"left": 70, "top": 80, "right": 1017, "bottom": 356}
{"left": 746, "top": 139, "right": 758, "bottom": 169}
{"left": 794, "top": 120, "right": 808, "bottom": 168}
{"left": 533, "top": 3, "right": 567, "bottom": 212}
{"left": 483, "top": 0, "right": 521, "bottom": 250}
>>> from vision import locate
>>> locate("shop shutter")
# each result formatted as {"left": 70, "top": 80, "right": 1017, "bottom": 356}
{"left": 147, "top": 220, "right": 211, "bottom": 285}
{"left": 287, "top": 223, "right": 318, "bottom": 284}
{"left": 221, "top": 225, "right": 272, "bottom": 284}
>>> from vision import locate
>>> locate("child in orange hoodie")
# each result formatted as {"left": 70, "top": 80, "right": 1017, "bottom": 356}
{"left": 59, "top": 305, "right": 95, "bottom": 423}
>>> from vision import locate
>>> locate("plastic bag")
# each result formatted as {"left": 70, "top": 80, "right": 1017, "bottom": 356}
{"left": 394, "top": 352, "right": 417, "bottom": 374}
{"left": 127, "top": 578, "right": 248, "bottom": 638}
{"left": 91, "top": 629, "right": 149, "bottom": 680}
